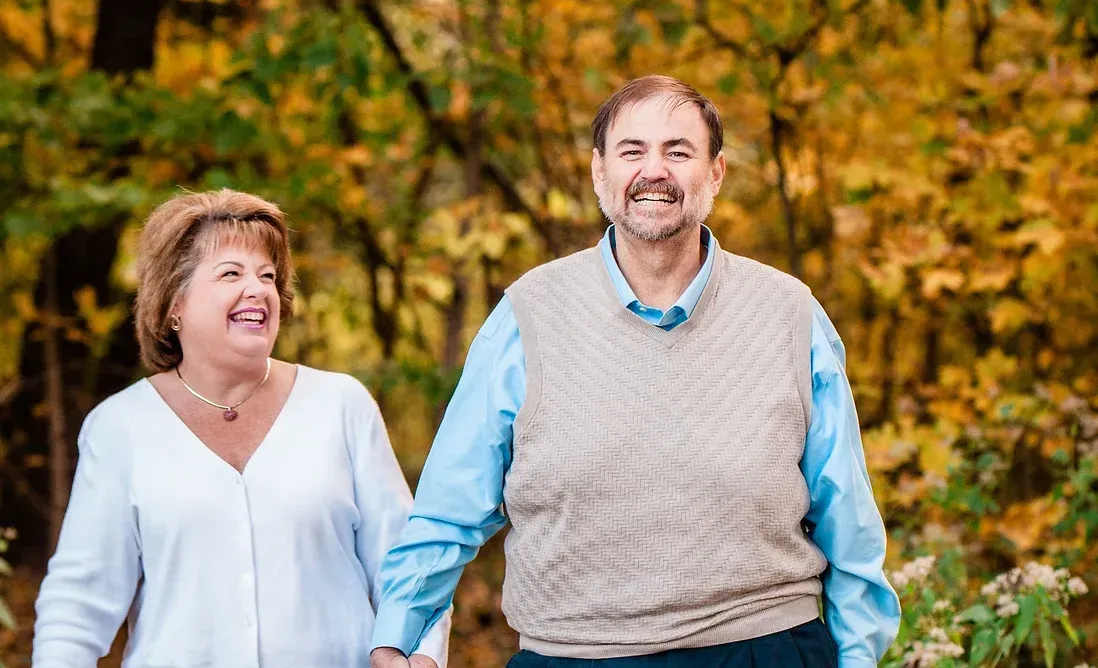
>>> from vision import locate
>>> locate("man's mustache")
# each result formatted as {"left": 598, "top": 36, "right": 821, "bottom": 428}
{"left": 626, "top": 179, "right": 683, "bottom": 200}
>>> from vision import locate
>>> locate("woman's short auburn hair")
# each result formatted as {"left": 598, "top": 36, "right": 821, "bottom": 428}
{"left": 134, "top": 189, "right": 295, "bottom": 373}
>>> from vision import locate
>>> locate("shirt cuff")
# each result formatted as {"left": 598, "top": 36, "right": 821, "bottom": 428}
{"left": 371, "top": 602, "right": 431, "bottom": 657}
{"left": 413, "top": 609, "right": 452, "bottom": 668}
{"left": 840, "top": 655, "right": 881, "bottom": 668}
{"left": 32, "top": 643, "right": 101, "bottom": 668}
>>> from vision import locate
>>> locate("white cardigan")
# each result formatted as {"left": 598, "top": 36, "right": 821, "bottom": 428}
{"left": 32, "top": 365, "right": 450, "bottom": 668}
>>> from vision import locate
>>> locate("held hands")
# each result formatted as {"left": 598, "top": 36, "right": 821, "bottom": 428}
{"left": 370, "top": 646, "right": 438, "bottom": 668}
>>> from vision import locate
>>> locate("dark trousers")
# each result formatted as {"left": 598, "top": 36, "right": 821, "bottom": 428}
{"left": 506, "top": 619, "right": 839, "bottom": 668}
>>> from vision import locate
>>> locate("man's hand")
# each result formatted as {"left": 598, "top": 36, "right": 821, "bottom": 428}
{"left": 371, "top": 647, "right": 409, "bottom": 668}
{"left": 370, "top": 647, "right": 439, "bottom": 668}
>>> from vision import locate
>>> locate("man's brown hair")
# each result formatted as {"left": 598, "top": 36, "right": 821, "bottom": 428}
{"left": 592, "top": 75, "right": 724, "bottom": 159}
{"left": 134, "top": 189, "right": 294, "bottom": 372}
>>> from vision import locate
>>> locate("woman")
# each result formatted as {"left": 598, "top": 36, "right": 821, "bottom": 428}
{"left": 32, "top": 189, "right": 448, "bottom": 668}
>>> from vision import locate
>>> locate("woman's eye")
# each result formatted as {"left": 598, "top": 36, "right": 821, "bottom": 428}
{"left": 262, "top": 273, "right": 276, "bottom": 280}
{"left": 223, "top": 271, "right": 239, "bottom": 278}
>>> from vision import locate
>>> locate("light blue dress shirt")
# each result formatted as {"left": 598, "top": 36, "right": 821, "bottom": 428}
{"left": 373, "top": 226, "right": 901, "bottom": 667}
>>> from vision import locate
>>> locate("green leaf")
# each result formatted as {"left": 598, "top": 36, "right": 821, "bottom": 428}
{"left": 991, "top": 0, "right": 1013, "bottom": 17}
{"left": 1059, "top": 616, "right": 1080, "bottom": 645}
{"left": 996, "top": 631, "right": 1015, "bottom": 660}
{"left": 660, "top": 18, "right": 690, "bottom": 45}
{"left": 2, "top": 210, "right": 40, "bottom": 237}
{"left": 717, "top": 73, "right": 740, "bottom": 95}
{"left": 204, "top": 168, "right": 234, "bottom": 190}
{"left": 213, "top": 112, "right": 259, "bottom": 155}
{"left": 957, "top": 604, "right": 996, "bottom": 625}
{"left": 1038, "top": 615, "right": 1055, "bottom": 668}
{"left": 427, "top": 84, "right": 451, "bottom": 114}
{"left": 1014, "top": 595, "right": 1037, "bottom": 646}
{"left": 970, "top": 627, "right": 998, "bottom": 664}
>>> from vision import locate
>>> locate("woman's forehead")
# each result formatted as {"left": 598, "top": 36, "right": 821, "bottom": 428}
{"left": 195, "top": 225, "right": 277, "bottom": 263}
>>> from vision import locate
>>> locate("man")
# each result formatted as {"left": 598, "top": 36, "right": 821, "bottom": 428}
{"left": 371, "top": 75, "right": 900, "bottom": 668}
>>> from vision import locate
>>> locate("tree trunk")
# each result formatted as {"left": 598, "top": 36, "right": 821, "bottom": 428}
{"left": 769, "top": 109, "right": 801, "bottom": 278}
{"left": 1, "top": 0, "right": 164, "bottom": 564}
{"left": 42, "top": 250, "right": 69, "bottom": 554}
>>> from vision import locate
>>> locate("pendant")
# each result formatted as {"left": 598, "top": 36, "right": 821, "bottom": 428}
{"left": 223, "top": 408, "right": 239, "bottom": 422}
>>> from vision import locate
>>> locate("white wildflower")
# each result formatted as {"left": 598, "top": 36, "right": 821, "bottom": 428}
{"left": 904, "top": 637, "right": 965, "bottom": 667}
{"left": 1060, "top": 394, "right": 1088, "bottom": 413}
{"left": 890, "top": 555, "right": 936, "bottom": 590}
{"left": 1080, "top": 413, "right": 1098, "bottom": 439}
{"left": 1068, "top": 577, "right": 1088, "bottom": 596}
{"left": 983, "top": 561, "right": 1077, "bottom": 600}
{"left": 933, "top": 600, "right": 951, "bottom": 613}
{"left": 996, "top": 600, "right": 1020, "bottom": 618}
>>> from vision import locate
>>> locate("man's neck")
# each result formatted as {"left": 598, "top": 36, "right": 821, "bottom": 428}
{"left": 613, "top": 225, "right": 706, "bottom": 311}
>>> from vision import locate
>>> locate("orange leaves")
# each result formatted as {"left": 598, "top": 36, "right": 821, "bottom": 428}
{"left": 988, "top": 298, "right": 1033, "bottom": 335}
{"left": 832, "top": 205, "right": 872, "bottom": 241}
{"left": 921, "top": 268, "right": 966, "bottom": 300}
{"left": 985, "top": 498, "right": 1068, "bottom": 553}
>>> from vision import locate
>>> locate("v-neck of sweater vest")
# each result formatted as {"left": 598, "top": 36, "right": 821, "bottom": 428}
{"left": 592, "top": 235, "right": 728, "bottom": 349}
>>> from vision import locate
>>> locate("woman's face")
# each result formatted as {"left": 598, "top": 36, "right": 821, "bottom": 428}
{"left": 173, "top": 240, "right": 281, "bottom": 366}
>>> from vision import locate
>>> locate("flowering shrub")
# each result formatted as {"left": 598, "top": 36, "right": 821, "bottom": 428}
{"left": 883, "top": 552, "right": 1090, "bottom": 667}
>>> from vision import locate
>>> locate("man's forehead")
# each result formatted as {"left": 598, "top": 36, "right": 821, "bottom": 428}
{"left": 606, "top": 95, "right": 707, "bottom": 141}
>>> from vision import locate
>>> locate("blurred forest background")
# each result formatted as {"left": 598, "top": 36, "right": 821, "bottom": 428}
{"left": 1, "top": 0, "right": 1098, "bottom": 665}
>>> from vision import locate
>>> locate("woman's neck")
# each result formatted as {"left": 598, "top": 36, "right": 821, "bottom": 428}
{"left": 175, "top": 354, "right": 270, "bottom": 406}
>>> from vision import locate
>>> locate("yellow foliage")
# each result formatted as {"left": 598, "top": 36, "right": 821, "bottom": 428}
{"left": 990, "top": 498, "right": 1067, "bottom": 553}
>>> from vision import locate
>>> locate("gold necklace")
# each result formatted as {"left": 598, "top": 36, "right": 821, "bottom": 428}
{"left": 176, "top": 358, "right": 272, "bottom": 422}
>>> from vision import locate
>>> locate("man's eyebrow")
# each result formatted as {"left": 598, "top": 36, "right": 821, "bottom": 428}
{"left": 614, "top": 138, "right": 648, "bottom": 150}
{"left": 662, "top": 138, "right": 697, "bottom": 152}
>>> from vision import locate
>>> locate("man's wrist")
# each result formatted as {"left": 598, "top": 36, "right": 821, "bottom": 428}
{"left": 371, "top": 646, "right": 406, "bottom": 658}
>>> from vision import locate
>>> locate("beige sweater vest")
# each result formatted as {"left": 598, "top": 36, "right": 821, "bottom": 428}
{"left": 500, "top": 242, "right": 828, "bottom": 658}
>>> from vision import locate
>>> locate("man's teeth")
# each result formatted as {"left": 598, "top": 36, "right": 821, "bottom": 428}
{"left": 633, "top": 193, "right": 676, "bottom": 202}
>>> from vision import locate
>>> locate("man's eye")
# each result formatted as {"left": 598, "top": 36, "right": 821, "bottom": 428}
{"left": 622, "top": 150, "right": 642, "bottom": 157}
{"left": 669, "top": 151, "right": 689, "bottom": 159}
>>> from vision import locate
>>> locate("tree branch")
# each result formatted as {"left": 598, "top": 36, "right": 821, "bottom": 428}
{"left": 356, "top": 0, "right": 555, "bottom": 250}
{"left": 695, "top": 0, "right": 750, "bottom": 58}
{"left": 0, "top": 22, "right": 43, "bottom": 68}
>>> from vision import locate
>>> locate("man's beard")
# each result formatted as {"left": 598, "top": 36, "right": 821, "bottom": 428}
{"left": 597, "top": 177, "right": 715, "bottom": 242}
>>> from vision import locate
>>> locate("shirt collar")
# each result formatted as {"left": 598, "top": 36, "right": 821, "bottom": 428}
{"left": 598, "top": 224, "right": 716, "bottom": 319}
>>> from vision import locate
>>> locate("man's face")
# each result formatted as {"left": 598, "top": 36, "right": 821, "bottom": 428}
{"left": 593, "top": 95, "right": 726, "bottom": 242}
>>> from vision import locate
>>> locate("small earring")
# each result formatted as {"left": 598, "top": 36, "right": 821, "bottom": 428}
{"left": 169, "top": 315, "right": 182, "bottom": 331}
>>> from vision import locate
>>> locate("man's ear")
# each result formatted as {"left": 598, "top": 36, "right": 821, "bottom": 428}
{"left": 710, "top": 151, "right": 727, "bottom": 194}
{"left": 591, "top": 148, "right": 605, "bottom": 186}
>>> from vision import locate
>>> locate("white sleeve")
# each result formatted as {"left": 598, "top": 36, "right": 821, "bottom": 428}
{"left": 345, "top": 379, "right": 452, "bottom": 667}
{"left": 32, "top": 408, "right": 141, "bottom": 668}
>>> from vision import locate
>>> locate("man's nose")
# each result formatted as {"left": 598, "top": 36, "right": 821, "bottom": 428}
{"left": 638, "top": 153, "right": 670, "bottom": 181}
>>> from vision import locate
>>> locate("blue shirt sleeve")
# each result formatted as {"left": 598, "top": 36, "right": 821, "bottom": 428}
{"left": 802, "top": 297, "right": 901, "bottom": 667}
{"left": 371, "top": 296, "right": 524, "bottom": 656}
